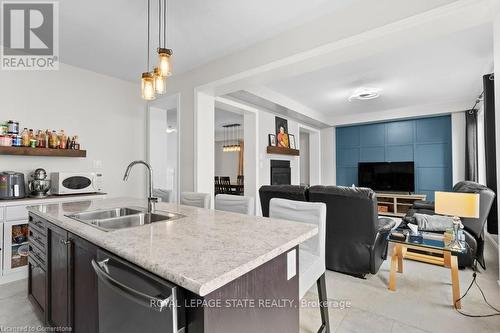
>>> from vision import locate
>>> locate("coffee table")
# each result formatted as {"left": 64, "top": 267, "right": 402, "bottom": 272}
{"left": 387, "top": 230, "right": 467, "bottom": 309}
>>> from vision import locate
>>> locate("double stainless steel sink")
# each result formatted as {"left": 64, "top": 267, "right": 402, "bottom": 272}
{"left": 66, "top": 207, "right": 185, "bottom": 231}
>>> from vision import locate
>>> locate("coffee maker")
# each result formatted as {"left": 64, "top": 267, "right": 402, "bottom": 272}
{"left": 0, "top": 171, "right": 26, "bottom": 199}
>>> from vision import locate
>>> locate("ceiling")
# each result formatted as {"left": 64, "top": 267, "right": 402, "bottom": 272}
{"left": 215, "top": 109, "right": 243, "bottom": 130}
{"left": 58, "top": 0, "right": 360, "bottom": 82}
{"left": 265, "top": 23, "right": 493, "bottom": 117}
{"left": 215, "top": 109, "right": 243, "bottom": 141}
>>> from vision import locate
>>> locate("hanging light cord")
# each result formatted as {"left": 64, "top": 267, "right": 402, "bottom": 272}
{"left": 164, "top": 0, "right": 167, "bottom": 47}
{"left": 146, "top": 0, "right": 150, "bottom": 70}
{"left": 158, "top": 0, "right": 161, "bottom": 49}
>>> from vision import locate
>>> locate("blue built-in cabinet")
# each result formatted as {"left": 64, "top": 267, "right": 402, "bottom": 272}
{"left": 336, "top": 115, "right": 452, "bottom": 200}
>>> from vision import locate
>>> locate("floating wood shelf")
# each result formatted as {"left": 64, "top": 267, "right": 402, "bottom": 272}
{"left": 266, "top": 146, "right": 300, "bottom": 156}
{"left": 0, "top": 146, "right": 87, "bottom": 157}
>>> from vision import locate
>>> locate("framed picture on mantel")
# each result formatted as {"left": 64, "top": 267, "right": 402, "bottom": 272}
{"left": 275, "top": 116, "right": 289, "bottom": 148}
{"left": 268, "top": 134, "right": 276, "bottom": 146}
{"left": 288, "top": 134, "right": 296, "bottom": 149}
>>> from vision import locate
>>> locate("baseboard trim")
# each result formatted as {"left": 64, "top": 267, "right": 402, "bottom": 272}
{"left": 0, "top": 270, "right": 28, "bottom": 285}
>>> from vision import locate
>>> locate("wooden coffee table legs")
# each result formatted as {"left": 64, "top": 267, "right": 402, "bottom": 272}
{"left": 450, "top": 255, "right": 461, "bottom": 309}
{"left": 389, "top": 244, "right": 402, "bottom": 291}
{"left": 388, "top": 243, "right": 461, "bottom": 309}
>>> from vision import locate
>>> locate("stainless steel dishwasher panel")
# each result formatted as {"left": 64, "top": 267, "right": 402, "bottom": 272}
{"left": 92, "top": 250, "right": 185, "bottom": 333}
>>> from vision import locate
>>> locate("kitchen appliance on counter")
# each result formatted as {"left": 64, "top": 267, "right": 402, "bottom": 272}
{"left": 51, "top": 172, "right": 103, "bottom": 195}
{"left": 92, "top": 250, "right": 184, "bottom": 333}
{"left": 28, "top": 168, "right": 51, "bottom": 198}
{"left": 0, "top": 171, "right": 26, "bottom": 199}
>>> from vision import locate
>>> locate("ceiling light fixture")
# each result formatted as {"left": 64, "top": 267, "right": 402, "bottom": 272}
{"left": 141, "top": 0, "right": 155, "bottom": 100}
{"left": 222, "top": 124, "right": 241, "bottom": 153}
{"left": 157, "top": 0, "right": 172, "bottom": 77}
{"left": 141, "top": 0, "right": 173, "bottom": 100}
{"left": 348, "top": 87, "right": 381, "bottom": 102}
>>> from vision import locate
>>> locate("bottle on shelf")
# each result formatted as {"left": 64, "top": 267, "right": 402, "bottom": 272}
{"left": 45, "top": 130, "right": 49, "bottom": 148}
{"left": 58, "top": 130, "right": 67, "bottom": 149}
{"left": 49, "top": 130, "right": 58, "bottom": 149}
{"left": 20, "top": 128, "right": 29, "bottom": 147}
{"left": 37, "top": 130, "right": 46, "bottom": 148}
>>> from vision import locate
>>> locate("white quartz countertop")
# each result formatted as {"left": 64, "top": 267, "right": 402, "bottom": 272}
{"left": 27, "top": 198, "right": 317, "bottom": 296}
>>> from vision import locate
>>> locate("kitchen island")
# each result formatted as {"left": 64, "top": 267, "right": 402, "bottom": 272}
{"left": 26, "top": 198, "right": 317, "bottom": 333}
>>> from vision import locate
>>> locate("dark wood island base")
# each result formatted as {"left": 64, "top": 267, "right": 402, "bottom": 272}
{"left": 28, "top": 212, "right": 300, "bottom": 333}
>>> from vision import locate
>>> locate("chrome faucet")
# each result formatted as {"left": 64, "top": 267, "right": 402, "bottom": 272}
{"left": 123, "top": 160, "right": 158, "bottom": 214}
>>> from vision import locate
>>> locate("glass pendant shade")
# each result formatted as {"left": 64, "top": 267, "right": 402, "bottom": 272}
{"left": 158, "top": 48, "right": 173, "bottom": 77}
{"left": 153, "top": 67, "right": 167, "bottom": 94}
{"left": 141, "top": 72, "right": 156, "bottom": 100}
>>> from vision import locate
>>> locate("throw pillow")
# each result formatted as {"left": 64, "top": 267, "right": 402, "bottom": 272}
{"left": 413, "top": 213, "right": 455, "bottom": 232}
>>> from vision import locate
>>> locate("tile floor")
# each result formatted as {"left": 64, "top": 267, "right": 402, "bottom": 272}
{"left": 301, "top": 238, "right": 500, "bottom": 333}
{"left": 0, "top": 240, "right": 499, "bottom": 332}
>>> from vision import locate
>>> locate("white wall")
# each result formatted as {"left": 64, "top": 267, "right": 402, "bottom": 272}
{"left": 214, "top": 141, "right": 239, "bottom": 181}
{"left": 299, "top": 132, "right": 310, "bottom": 185}
{"left": 320, "top": 127, "right": 336, "bottom": 185}
{"left": 0, "top": 64, "right": 146, "bottom": 198}
{"left": 451, "top": 112, "right": 466, "bottom": 184}
{"left": 195, "top": 92, "right": 215, "bottom": 205}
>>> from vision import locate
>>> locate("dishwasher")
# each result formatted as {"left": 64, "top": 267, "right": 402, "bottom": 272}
{"left": 92, "top": 249, "right": 185, "bottom": 333}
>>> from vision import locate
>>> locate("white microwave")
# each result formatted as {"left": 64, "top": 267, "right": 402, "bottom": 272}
{"left": 50, "top": 172, "right": 103, "bottom": 195}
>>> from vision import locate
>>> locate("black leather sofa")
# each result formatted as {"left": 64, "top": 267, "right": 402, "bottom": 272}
{"left": 403, "top": 181, "right": 495, "bottom": 269}
{"left": 259, "top": 185, "right": 396, "bottom": 277}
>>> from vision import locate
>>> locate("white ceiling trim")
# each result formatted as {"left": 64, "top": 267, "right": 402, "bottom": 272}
{"left": 328, "top": 99, "right": 472, "bottom": 127}
{"left": 245, "top": 86, "right": 329, "bottom": 125}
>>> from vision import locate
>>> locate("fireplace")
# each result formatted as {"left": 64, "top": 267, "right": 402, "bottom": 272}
{"left": 270, "top": 160, "right": 291, "bottom": 185}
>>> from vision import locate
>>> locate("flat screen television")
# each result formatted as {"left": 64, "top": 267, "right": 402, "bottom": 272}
{"left": 358, "top": 162, "right": 415, "bottom": 193}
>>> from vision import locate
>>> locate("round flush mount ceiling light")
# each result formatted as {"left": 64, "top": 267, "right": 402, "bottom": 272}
{"left": 348, "top": 87, "right": 381, "bottom": 102}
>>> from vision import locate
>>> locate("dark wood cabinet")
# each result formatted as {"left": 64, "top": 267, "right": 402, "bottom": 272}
{"left": 47, "top": 222, "right": 70, "bottom": 328}
{"left": 71, "top": 234, "right": 98, "bottom": 333}
{"left": 29, "top": 213, "right": 99, "bottom": 332}
{"left": 28, "top": 256, "right": 46, "bottom": 314}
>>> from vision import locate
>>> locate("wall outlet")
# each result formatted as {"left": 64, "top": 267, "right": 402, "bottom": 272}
{"left": 93, "top": 160, "right": 102, "bottom": 169}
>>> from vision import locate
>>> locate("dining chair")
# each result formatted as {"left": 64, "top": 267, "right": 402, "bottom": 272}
{"left": 220, "top": 176, "right": 232, "bottom": 194}
{"left": 214, "top": 176, "right": 222, "bottom": 195}
{"left": 180, "top": 192, "right": 211, "bottom": 209}
{"left": 236, "top": 175, "right": 244, "bottom": 195}
{"left": 215, "top": 194, "right": 255, "bottom": 215}
{"left": 269, "top": 198, "right": 330, "bottom": 333}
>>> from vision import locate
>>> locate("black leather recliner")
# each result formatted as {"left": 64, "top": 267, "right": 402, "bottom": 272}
{"left": 404, "top": 181, "right": 495, "bottom": 268}
{"left": 308, "top": 186, "right": 396, "bottom": 277}
{"left": 259, "top": 185, "right": 309, "bottom": 217}
{"left": 259, "top": 185, "right": 396, "bottom": 277}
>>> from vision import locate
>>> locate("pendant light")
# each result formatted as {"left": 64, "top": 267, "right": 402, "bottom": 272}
{"left": 153, "top": 67, "right": 166, "bottom": 94}
{"left": 222, "top": 124, "right": 241, "bottom": 152}
{"left": 158, "top": 0, "right": 173, "bottom": 77}
{"left": 141, "top": 0, "right": 155, "bottom": 100}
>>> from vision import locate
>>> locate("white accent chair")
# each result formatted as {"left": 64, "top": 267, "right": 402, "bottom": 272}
{"left": 269, "top": 198, "right": 330, "bottom": 333}
{"left": 215, "top": 194, "right": 255, "bottom": 215}
{"left": 180, "top": 192, "right": 211, "bottom": 209}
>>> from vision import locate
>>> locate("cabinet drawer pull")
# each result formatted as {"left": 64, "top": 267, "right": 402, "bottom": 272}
{"left": 60, "top": 239, "right": 72, "bottom": 245}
